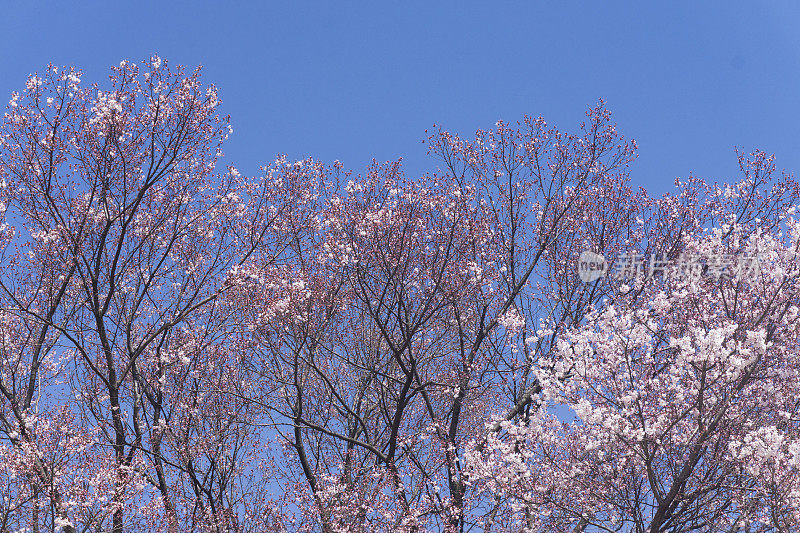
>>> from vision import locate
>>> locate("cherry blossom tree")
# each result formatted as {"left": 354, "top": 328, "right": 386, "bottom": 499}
{"left": 464, "top": 159, "right": 800, "bottom": 532}
{"left": 0, "top": 58, "right": 308, "bottom": 532}
{"left": 227, "top": 105, "right": 654, "bottom": 532}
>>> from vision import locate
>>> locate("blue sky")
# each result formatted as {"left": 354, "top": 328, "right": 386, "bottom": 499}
{"left": 2, "top": 2, "right": 799, "bottom": 195}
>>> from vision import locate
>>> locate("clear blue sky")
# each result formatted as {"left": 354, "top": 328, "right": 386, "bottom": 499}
{"left": 2, "top": 2, "right": 799, "bottom": 195}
